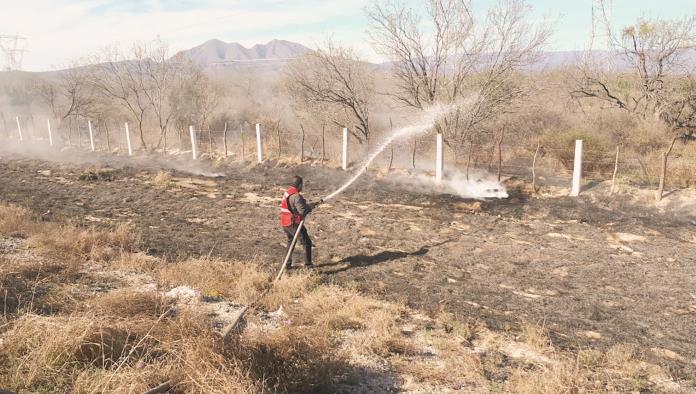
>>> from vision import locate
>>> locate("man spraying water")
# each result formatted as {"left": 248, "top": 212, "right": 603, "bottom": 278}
{"left": 278, "top": 102, "right": 486, "bottom": 273}
{"left": 279, "top": 176, "right": 322, "bottom": 269}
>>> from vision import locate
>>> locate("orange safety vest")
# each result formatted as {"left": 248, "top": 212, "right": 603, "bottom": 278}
{"left": 280, "top": 187, "right": 303, "bottom": 227}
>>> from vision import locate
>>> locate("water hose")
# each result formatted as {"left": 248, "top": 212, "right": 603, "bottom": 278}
{"left": 221, "top": 220, "right": 306, "bottom": 340}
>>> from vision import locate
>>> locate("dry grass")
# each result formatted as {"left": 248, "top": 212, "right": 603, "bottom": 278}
{"left": 0, "top": 311, "right": 259, "bottom": 393}
{"left": 29, "top": 223, "right": 140, "bottom": 268}
{"left": 88, "top": 290, "right": 173, "bottom": 318}
{"left": 155, "top": 258, "right": 268, "bottom": 304}
{"left": 520, "top": 323, "right": 552, "bottom": 354}
{"left": 0, "top": 204, "right": 37, "bottom": 237}
{"left": 236, "top": 324, "right": 349, "bottom": 392}
{"left": 152, "top": 170, "right": 173, "bottom": 189}
{"left": 78, "top": 168, "right": 118, "bottom": 182}
{"left": 0, "top": 203, "right": 690, "bottom": 393}
{"left": 112, "top": 252, "right": 162, "bottom": 273}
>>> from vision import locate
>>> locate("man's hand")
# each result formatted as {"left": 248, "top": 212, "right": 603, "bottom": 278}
{"left": 309, "top": 199, "right": 324, "bottom": 210}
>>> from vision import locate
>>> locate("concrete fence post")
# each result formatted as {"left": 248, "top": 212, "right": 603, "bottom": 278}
{"left": 256, "top": 123, "right": 264, "bottom": 163}
{"left": 88, "top": 120, "right": 95, "bottom": 152}
{"left": 189, "top": 125, "right": 198, "bottom": 160}
{"left": 435, "top": 133, "right": 444, "bottom": 182}
{"left": 342, "top": 127, "right": 349, "bottom": 170}
{"left": 15, "top": 116, "right": 23, "bottom": 142}
{"left": 570, "top": 139, "right": 583, "bottom": 196}
{"left": 47, "top": 119, "right": 53, "bottom": 146}
{"left": 125, "top": 122, "right": 133, "bottom": 156}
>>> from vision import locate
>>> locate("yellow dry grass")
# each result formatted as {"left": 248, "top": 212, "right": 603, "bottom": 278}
{"left": 0, "top": 204, "right": 37, "bottom": 236}
{"left": 154, "top": 258, "right": 268, "bottom": 304}
{"left": 29, "top": 222, "right": 140, "bottom": 266}
{"left": 152, "top": 170, "right": 173, "bottom": 189}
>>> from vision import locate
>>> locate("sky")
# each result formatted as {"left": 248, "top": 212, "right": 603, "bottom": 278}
{"left": 1, "top": 0, "right": 695, "bottom": 72}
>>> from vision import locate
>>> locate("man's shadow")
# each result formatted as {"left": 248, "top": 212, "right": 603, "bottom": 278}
{"left": 320, "top": 240, "right": 452, "bottom": 275}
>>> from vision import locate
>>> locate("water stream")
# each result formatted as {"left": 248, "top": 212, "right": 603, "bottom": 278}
{"left": 322, "top": 107, "right": 445, "bottom": 202}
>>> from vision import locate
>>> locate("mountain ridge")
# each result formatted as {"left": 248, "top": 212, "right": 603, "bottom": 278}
{"left": 176, "top": 39, "right": 311, "bottom": 65}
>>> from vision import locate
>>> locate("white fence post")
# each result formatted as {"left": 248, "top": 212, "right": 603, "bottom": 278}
{"left": 88, "top": 120, "right": 95, "bottom": 151}
{"left": 15, "top": 116, "right": 23, "bottom": 141}
{"left": 47, "top": 119, "right": 53, "bottom": 146}
{"left": 125, "top": 122, "right": 133, "bottom": 156}
{"left": 570, "top": 139, "right": 583, "bottom": 197}
{"left": 189, "top": 125, "right": 198, "bottom": 160}
{"left": 256, "top": 123, "right": 264, "bottom": 163}
{"left": 435, "top": 133, "right": 444, "bottom": 182}
{"left": 342, "top": 127, "right": 349, "bottom": 170}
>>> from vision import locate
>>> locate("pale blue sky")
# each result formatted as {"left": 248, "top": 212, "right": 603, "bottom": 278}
{"left": 0, "top": 0, "right": 695, "bottom": 71}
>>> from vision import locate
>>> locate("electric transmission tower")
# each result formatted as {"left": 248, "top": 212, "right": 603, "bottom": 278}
{"left": 0, "top": 34, "right": 27, "bottom": 71}
{"left": 590, "top": 0, "right": 612, "bottom": 50}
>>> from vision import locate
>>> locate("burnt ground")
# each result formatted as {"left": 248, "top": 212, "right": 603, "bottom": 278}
{"left": 1, "top": 149, "right": 696, "bottom": 381}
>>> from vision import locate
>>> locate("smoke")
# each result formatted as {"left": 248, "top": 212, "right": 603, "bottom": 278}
{"left": 322, "top": 101, "right": 471, "bottom": 201}
{"left": 393, "top": 169, "right": 509, "bottom": 200}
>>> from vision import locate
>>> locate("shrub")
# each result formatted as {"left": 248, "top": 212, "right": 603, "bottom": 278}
{"left": 542, "top": 130, "right": 613, "bottom": 174}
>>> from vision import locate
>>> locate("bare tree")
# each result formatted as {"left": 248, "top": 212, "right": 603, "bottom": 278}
{"left": 139, "top": 40, "right": 194, "bottom": 149}
{"left": 88, "top": 46, "right": 152, "bottom": 150}
{"left": 366, "top": 0, "right": 550, "bottom": 151}
{"left": 572, "top": 8, "right": 696, "bottom": 199}
{"left": 287, "top": 41, "right": 375, "bottom": 144}
{"left": 34, "top": 64, "right": 95, "bottom": 120}
{"left": 170, "top": 66, "right": 221, "bottom": 140}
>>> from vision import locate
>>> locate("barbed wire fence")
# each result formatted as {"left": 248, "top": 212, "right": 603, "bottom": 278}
{"left": 2, "top": 114, "right": 695, "bottom": 196}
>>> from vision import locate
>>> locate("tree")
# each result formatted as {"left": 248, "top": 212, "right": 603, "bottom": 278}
{"left": 140, "top": 40, "right": 195, "bottom": 149}
{"left": 88, "top": 45, "right": 152, "bottom": 150}
{"left": 366, "top": 0, "right": 550, "bottom": 151}
{"left": 572, "top": 6, "right": 696, "bottom": 199}
{"left": 287, "top": 41, "right": 375, "bottom": 144}
{"left": 34, "top": 64, "right": 95, "bottom": 120}
{"left": 170, "top": 66, "right": 221, "bottom": 139}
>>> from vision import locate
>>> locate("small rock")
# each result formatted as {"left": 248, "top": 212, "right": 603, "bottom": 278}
{"left": 401, "top": 325, "right": 415, "bottom": 337}
{"left": 165, "top": 286, "right": 200, "bottom": 302}
{"left": 269, "top": 306, "right": 286, "bottom": 318}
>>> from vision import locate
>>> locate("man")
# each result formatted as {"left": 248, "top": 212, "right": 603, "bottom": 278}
{"left": 280, "top": 175, "right": 321, "bottom": 268}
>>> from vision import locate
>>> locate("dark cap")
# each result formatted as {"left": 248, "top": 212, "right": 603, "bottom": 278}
{"left": 292, "top": 175, "right": 303, "bottom": 189}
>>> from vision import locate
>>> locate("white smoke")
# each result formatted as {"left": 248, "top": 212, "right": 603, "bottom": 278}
{"left": 394, "top": 170, "right": 509, "bottom": 200}
{"left": 322, "top": 101, "right": 474, "bottom": 202}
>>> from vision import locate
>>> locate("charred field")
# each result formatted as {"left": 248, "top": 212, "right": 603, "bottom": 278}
{"left": 1, "top": 149, "right": 696, "bottom": 389}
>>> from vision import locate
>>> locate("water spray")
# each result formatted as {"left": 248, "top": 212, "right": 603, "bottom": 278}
{"left": 322, "top": 105, "right": 448, "bottom": 202}
{"left": 223, "top": 103, "right": 476, "bottom": 340}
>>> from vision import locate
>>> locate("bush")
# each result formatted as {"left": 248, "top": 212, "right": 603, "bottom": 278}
{"left": 542, "top": 130, "right": 614, "bottom": 174}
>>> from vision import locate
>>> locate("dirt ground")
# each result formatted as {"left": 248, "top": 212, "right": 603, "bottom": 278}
{"left": 1, "top": 148, "right": 696, "bottom": 381}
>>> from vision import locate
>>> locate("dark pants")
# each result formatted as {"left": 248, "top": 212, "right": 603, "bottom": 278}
{"left": 283, "top": 224, "right": 312, "bottom": 266}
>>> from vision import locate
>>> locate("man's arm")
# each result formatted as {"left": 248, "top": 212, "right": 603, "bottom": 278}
{"left": 290, "top": 194, "right": 312, "bottom": 217}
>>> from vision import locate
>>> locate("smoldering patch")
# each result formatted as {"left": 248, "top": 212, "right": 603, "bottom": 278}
{"left": 391, "top": 170, "right": 509, "bottom": 200}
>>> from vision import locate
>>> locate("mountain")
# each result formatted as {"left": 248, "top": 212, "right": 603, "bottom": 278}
{"left": 177, "top": 39, "right": 311, "bottom": 67}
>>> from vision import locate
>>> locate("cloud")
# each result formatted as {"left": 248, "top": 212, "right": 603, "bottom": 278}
{"left": 0, "top": 0, "right": 372, "bottom": 71}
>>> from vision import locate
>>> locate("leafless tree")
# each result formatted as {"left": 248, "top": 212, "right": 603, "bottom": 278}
{"left": 287, "top": 41, "right": 375, "bottom": 144}
{"left": 170, "top": 66, "right": 221, "bottom": 138}
{"left": 87, "top": 46, "right": 152, "bottom": 149}
{"left": 366, "top": 0, "right": 551, "bottom": 151}
{"left": 572, "top": 5, "right": 696, "bottom": 199}
{"left": 139, "top": 40, "right": 194, "bottom": 149}
{"left": 34, "top": 64, "right": 95, "bottom": 120}
{"left": 574, "top": 13, "right": 696, "bottom": 129}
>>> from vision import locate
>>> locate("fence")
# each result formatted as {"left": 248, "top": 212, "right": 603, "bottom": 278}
{"left": 3, "top": 115, "right": 695, "bottom": 197}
